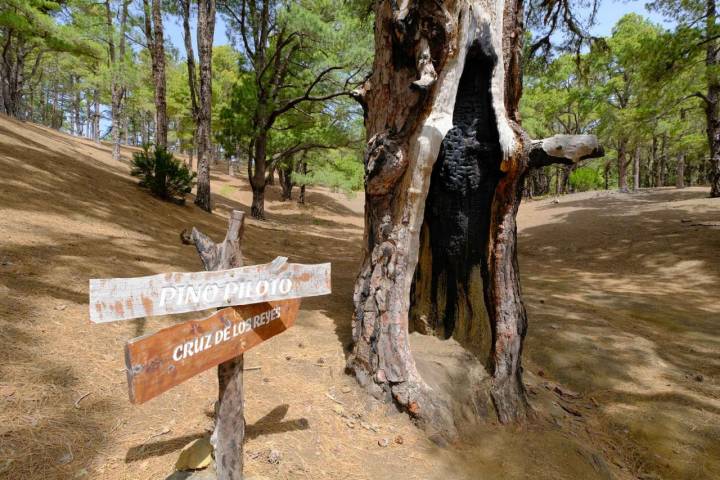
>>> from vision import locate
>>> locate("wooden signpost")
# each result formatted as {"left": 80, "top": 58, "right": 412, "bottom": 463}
{"left": 89, "top": 210, "right": 331, "bottom": 480}
{"left": 125, "top": 299, "right": 301, "bottom": 404}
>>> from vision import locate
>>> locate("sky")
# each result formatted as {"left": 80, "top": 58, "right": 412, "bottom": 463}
{"left": 591, "top": 0, "right": 671, "bottom": 35}
{"left": 163, "top": 0, "right": 672, "bottom": 59}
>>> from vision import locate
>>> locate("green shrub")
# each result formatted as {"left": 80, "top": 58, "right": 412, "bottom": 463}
{"left": 569, "top": 165, "right": 604, "bottom": 192}
{"left": 131, "top": 146, "right": 196, "bottom": 204}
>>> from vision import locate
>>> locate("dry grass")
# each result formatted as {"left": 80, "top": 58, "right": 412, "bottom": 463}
{"left": 0, "top": 114, "right": 718, "bottom": 479}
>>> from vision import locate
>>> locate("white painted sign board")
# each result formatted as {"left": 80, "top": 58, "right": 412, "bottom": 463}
{"left": 89, "top": 256, "right": 330, "bottom": 323}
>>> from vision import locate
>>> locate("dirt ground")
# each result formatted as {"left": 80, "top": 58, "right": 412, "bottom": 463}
{"left": 0, "top": 115, "right": 718, "bottom": 480}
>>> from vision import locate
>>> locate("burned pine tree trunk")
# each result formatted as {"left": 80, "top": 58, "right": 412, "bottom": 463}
{"left": 349, "top": 0, "right": 602, "bottom": 437}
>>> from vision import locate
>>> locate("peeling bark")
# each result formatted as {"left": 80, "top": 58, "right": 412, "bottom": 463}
{"left": 349, "top": 0, "right": 602, "bottom": 438}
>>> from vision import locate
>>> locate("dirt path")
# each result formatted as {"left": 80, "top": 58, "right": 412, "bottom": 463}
{"left": 520, "top": 189, "right": 720, "bottom": 479}
{"left": 0, "top": 115, "right": 717, "bottom": 479}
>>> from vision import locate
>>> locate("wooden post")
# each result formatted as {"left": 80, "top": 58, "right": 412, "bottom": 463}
{"left": 186, "top": 210, "right": 245, "bottom": 480}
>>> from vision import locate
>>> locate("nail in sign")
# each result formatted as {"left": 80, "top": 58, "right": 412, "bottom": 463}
{"left": 125, "top": 299, "right": 301, "bottom": 404}
{"left": 89, "top": 257, "right": 330, "bottom": 323}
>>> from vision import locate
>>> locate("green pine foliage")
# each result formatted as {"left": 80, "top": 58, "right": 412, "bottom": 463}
{"left": 569, "top": 164, "right": 605, "bottom": 192}
{"left": 294, "top": 151, "right": 364, "bottom": 193}
{"left": 131, "top": 146, "right": 196, "bottom": 204}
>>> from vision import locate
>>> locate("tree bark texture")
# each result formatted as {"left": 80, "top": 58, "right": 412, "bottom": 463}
{"left": 677, "top": 153, "right": 686, "bottom": 188}
{"left": 705, "top": 0, "right": 720, "bottom": 197}
{"left": 93, "top": 89, "right": 100, "bottom": 142}
{"left": 633, "top": 145, "right": 640, "bottom": 191}
{"left": 349, "top": 0, "right": 603, "bottom": 438}
{"left": 144, "top": 0, "right": 168, "bottom": 148}
{"left": 0, "top": 31, "right": 28, "bottom": 118}
{"left": 107, "top": 0, "right": 129, "bottom": 162}
{"left": 617, "top": 137, "right": 628, "bottom": 192}
{"left": 194, "top": 0, "right": 216, "bottom": 212}
{"left": 186, "top": 211, "right": 245, "bottom": 480}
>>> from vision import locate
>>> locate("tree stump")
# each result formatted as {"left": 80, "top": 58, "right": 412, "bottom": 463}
{"left": 348, "top": 0, "right": 603, "bottom": 440}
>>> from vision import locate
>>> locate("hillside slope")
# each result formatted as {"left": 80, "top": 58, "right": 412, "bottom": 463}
{"left": 0, "top": 115, "right": 718, "bottom": 479}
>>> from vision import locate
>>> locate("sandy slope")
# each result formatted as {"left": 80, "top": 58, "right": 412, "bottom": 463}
{"left": 0, "top": 114, "right": 718, "bottom": 479}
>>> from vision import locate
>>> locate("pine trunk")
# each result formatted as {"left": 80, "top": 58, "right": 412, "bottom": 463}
{"left": 250, "top": 134, "right": 268, "bottom": 219}
{"left": 350, "top": 0, "right": 528, "bottom": 437}
{"left": 705, "top": 90, "right": 720, "bottom": 196}
{"left": 298, "top": 160, "right": 307, "bottom": 204}
{"left": 348, "top": 0, "right": 602, "bottom": 438}
{"left": 93, "top": 89, "right": 100, "bottom": 142}
{"left": 279, "top": 165, "right": 294, "bottom": 201}
{"left": 145, "top": 0, "right": 168, "bottom": 148}
{"left": 194, "top": 0, "right": 216, "bottom": 213}
{"left": 706, "top": 0, "right": 720, "bottom": 197}
{"left": 633, "top": 145, "right": 640, "bottom": 191}
{"left": 250, "top": 186, "right": 265, "bottom": 219}
{"left": 677, "top": 153, "right": 686, "bottom": 188}
{"left": 617, "top": 138, "right": 628, "bottom": 191}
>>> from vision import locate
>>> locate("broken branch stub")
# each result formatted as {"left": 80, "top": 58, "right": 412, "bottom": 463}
{"left": 528, "top": 134, "right": 604, "bottom": 168}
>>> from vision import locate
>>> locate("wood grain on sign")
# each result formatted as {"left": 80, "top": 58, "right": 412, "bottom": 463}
{"left": 89, "top": 256, "right": 330, "bottom": 323}
{"left": 125, "top": 299, "right": 300, "bottom": 404}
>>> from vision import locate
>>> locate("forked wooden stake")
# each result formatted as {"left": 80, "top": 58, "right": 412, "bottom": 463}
{"left": 185, "top": 210, "right": 246, "bottom": 480}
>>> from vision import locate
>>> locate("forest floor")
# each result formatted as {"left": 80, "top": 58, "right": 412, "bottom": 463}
{"left": 0, "top": 114, "right": 718, "bottom": 480}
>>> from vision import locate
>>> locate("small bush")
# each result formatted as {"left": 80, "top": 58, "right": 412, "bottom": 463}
{"left": 569, "top": 165, "right": 604, "bottom": 192}
{"left": 131, "top": 146, "right": 196, "bottom": 204}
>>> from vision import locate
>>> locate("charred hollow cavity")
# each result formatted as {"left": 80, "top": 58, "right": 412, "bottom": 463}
{"left": 410, "top": 42, "right": 502, "bottom": 363}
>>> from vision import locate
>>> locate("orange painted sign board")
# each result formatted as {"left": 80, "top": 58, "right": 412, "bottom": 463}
{"left": 124, "top": 299, "right": 300, "bottom": 404}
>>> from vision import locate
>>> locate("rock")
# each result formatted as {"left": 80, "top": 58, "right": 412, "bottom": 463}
{"left": 345, "top": 419, "right": 356, "bottom": 428}
{"left": 267, "top": 449, "right": 281, "bottom": 464}
{"left": 55, "top": 304, "right": 67, "bottom": 311}
{"left": 537, "top": 369, "right": 545, "bottom": 377}
{"left": 166, "top": 470, "right": 217, "bottom": 480}
{"left": 378, "top": 438, "right": 389, "bottom": 447}
{"left": 341, "top": 386, "right": 351, "bottom": 393}
{"left": 297, "top": 342, "right": 305, "bottom": 348}
{"left": 175, "top": 437, "right": 213, "bottom": 471}
{"left": 317, "top": 357, "right": 325, "bottom": 364}
{"left": 394, "top": 435, "right": 404, "bottom": 445}
{"left": 74, "top": 469, "right": 88, "bottom": 478}
{"left": 695, "top": 374, "right": 704, "bottom": 382}
{"left": 332, "top": 404, "right": 344, "bottom": 416}
{"left": 285, "top": 355, "right": 292, "bottom": 361}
